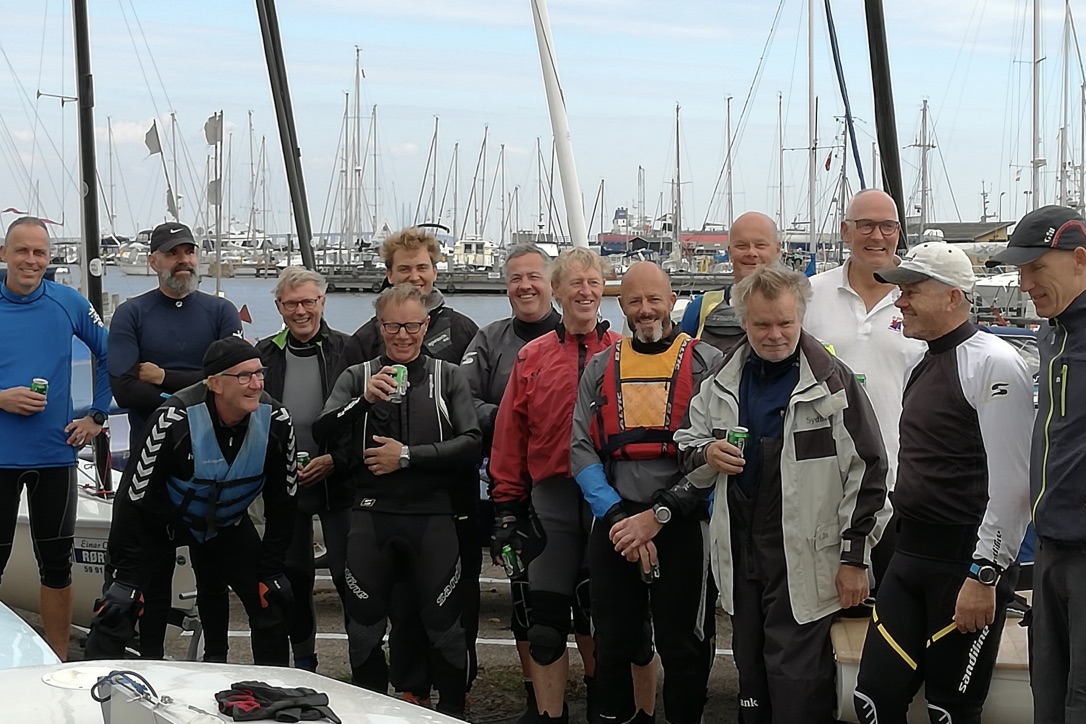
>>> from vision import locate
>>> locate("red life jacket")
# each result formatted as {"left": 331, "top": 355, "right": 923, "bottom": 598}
{"left": 591, "top": 333, "right": 699, "bottom": 460}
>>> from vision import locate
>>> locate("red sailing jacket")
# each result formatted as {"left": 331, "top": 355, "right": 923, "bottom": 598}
{"left": 589, "top": 333, "right": 700, "bottom": 460}
{"left": 490, "top": 322, "right": 621, "bottom": 504}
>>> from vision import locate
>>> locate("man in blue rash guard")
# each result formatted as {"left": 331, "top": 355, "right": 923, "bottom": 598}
{"left": 0, "top": 216, "right": 111, "bottom": 659}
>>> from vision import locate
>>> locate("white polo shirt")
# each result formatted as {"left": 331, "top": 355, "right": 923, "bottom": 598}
{"left": 805, "top": 260, "right": 926, "bottom": 491}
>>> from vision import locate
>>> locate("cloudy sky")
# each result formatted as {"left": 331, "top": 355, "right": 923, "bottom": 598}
{"left": 0, "top": 0, "right": 1078, "bottom": 241}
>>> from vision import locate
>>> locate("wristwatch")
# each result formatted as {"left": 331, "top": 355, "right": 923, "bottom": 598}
{"left": 398, "top": 445, "right": 411, "bottom": 469}
{"left": 652, "top": 503, "right": 672, "bottom": 525}
{"left": 89, "top": 410, "right": 107, "bottom": 426}
{"left": 968, "top": 562, "right": 1000, "bottom": 587}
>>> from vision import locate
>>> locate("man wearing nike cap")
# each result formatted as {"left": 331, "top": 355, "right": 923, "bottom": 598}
{"left": 986, "top": 205, "right": 1086, "bottom": 723}
{"left": 852, "top": 241, "right": 1032, "bottom": 722}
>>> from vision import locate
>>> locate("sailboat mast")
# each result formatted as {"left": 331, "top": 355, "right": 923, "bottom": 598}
{"left": 919, "top": 99, "right": 930, "bottom": 234}
{"left": 725, "top": 95, "right": 734, "bottom": 229}
{"left": 1033, "top": 0, "right": 1043, "bottom": 210}
{"left": 72, "top": 0, "right": 109, "bottom": 488}
{"left": 778, "top": 93, "right": 785, "bottom": 229}
{"left": 1060, "top": 0, "right": 1071, "bottom": 205}
{"left": 529, "top": 0, "right": 589, "bottom": 247}
{"left": 432, "top": 117, "right": 439, "bottom": 223}
{"left": 372, "top": 104, "right": 379, "bottom": 232}
{"left": 107, "top": 116, "right": 115, "bottom": 234}
{"left": 674, "top": 103, "right": 682, "bottom": 260}
{"left": 453, "top": 142, "right": 459, "bottom": 239}
{"left": 354, "top": 48, "right": 362, "bottom": 240}
{"left": 808, "top": 0, "right": 818, "bottom": 251}
{"left": 171, "top": 111, "right": 180, "bottom": 220}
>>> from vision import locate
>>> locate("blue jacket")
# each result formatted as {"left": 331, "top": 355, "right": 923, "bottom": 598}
{"left": 0, "top": 280, "right": 110, "bottom": 468}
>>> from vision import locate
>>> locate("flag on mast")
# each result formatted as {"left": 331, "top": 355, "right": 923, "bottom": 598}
{"left": 204, "top": 113, "right": 223, "bottom": 145}
{"left": 145, "top": 121, "right": 162, "bottom": 155}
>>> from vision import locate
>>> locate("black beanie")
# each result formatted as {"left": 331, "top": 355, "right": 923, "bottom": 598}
{"left": 203, "top": 337, "right": 261, "bottom": 377}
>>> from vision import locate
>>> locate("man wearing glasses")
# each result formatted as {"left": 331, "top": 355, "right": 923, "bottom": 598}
{"left": 805, "top": 189, "right": 926, "bottom": 588}
{"left": 257, "top": 267, "right": 353, "bottom": 672}
{"left": 86, "top": 337, "right": 297, "bottom": 666}
{"left": 314, "top": 284, "right": 481, "bottom": 718}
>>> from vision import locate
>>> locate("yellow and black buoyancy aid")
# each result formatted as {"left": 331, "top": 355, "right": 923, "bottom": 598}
{"left": 591, "top": 333, "right": 699, "bottom": 460}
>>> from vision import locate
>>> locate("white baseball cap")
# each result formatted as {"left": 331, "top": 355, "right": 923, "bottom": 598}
{"left": 874, "top": 241, "right": 976, "bottom": 294}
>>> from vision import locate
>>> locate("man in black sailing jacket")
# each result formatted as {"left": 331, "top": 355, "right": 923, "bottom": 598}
{"left": 315, "top": 283, "right": 481, "bottom": 718}
{"left": 257, "top": 266, "right": 352, "bottom": 672}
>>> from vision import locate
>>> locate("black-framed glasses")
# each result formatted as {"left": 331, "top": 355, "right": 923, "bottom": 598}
{"left": 379, "top": 320, "right": 427, "bottom": 335}
{"left": 848, "top": 219, "right": 900, "bottom": 236}
{"left": 276, "top": 296, "right": 323, "bottom": 312}
{"left": 218, "top": 367, "right": 269, "bottom": 384}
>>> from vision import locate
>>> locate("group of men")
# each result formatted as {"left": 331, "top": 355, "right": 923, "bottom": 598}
{"left": 2, "top": 186, "right": 1086, "bottom": 724}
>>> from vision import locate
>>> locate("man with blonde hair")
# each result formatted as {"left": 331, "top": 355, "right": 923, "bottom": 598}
{"left": 675, "top": 264, "right": 891, "bottom": 723}
{"left": 257, "top": 267, "right": 353, "bottom": 672}
{"left": 491, "top": 247, "right": 621, "bottom": 724}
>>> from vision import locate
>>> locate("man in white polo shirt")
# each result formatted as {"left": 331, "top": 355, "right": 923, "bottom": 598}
{"left": 805, "top": 188, "right": 925, "bottom": 586}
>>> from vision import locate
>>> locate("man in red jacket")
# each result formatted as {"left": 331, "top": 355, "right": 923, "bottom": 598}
{"left": 490, "top": 247, "right": 621, "bottom": 724}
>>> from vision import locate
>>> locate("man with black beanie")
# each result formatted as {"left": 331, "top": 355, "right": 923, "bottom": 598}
{"left": 85, "top": 337, "right": 298, "bottom": 665}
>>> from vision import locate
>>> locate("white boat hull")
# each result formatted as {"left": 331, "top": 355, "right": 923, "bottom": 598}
{"left": 0, "top": 463, "right": 197, "bottom": 630}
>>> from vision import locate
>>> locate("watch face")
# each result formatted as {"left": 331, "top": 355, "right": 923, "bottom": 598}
{"left": 979, "top": 567, "right": 997, "bottom": 585}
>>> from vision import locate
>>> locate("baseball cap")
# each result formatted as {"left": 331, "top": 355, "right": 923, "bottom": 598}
{"left": 986, "top": 205, "right": 1086, "bottom": 267}
{"left": 149, "top": 222, "right": 197, "bottom": 254}
{"left": 874, "top": 241, "right": 976, "bottom": 294}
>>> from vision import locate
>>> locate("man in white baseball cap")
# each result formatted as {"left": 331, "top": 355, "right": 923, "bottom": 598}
{"left": 852, "top": 241, "right": 1033, "bottom": 723}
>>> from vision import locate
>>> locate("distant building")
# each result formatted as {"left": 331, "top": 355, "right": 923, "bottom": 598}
{"left": 905, "top": 220, "right": 1013, "bottom": 245}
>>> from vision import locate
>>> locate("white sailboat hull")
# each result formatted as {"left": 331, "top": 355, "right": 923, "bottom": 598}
{"left": 0, "top": 463, "right": 197, "bottom": 630}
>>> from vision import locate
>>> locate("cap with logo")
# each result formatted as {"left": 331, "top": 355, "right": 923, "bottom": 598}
{"left": 874, "top": 241, "right": 976, "bottom": 294}
{"left": 986, "top": 205, "right": 1086, "bottom": 267}
{"left": 149, "top": 222, "right": 197, "bottom": 254}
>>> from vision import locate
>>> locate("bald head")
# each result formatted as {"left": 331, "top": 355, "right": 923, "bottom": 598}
{"left": 620, "top": 261, "right": 676, "bottom": 344}
{"left": 729, "top": 211, "right": 781, "bottom": 282}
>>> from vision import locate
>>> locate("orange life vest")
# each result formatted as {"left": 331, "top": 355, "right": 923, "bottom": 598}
{"left": 591, "top": 333, "right": 699, "bottom": 460}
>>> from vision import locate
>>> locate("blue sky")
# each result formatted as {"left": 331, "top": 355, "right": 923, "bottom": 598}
{"left": 0, "top": 0, "right": 1078, "bottom": 241}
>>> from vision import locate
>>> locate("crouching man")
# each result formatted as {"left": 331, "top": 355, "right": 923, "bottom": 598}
{"left": 85, "top": 337, "right": 297, "bottom": 665}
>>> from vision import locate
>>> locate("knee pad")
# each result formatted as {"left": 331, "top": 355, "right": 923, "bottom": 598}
{"left": 37, "top": 537, "right": 73, "bottom": 588}
{"left": 528, "top": 622, "right": 567, "bottom": 665}
{"left": 347, "top": 616, "right": 388, "bottom": 662}
{"left": 572, "top": 572, "right": 591, "bottom": 636}
{"left": 510, "top": 576, "right": 531, "bottom": 641}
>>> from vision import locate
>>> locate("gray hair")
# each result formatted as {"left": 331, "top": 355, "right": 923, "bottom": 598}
{"left": 4, "top": 216, "right": 49, "bottom": 245}
{"left": 844, "top": 188, "right": 899, "bottom": 221}
{"left": 504, "top": 243, "right": 550, "bottom": 275}
{"left": 374, "top": 283, "right": 428, "bottom": 318}
{"left": 274, "top": 266, "right": 327, "bottom": 298}
{"left": 732, "top": 265, "right": 813, "bottom": 321}
{"left": 550, "top": 247, "right": 608, "bottom": 287}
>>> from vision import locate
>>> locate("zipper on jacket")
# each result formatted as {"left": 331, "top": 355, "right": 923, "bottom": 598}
{"left": 1034, "top": 321, "right": 1070, "bottom": 520}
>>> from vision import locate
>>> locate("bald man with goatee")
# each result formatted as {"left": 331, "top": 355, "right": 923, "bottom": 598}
{"left": 682, "top": 211, "right": 782, "bottom": 353}
{"left": 571, "top": 262, "right": 721, "bottom": 724}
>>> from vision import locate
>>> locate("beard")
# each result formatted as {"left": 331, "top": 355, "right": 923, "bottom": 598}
{"left": 159, "top": 264, "right": 200, "bottom": 296}
{"left": 631, "top": 317, "right": 666, "bottom": 344}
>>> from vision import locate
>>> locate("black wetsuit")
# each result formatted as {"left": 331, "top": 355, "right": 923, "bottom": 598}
{"left": 314, "top": 354, "right": 481, "bottom": 716}
{"left": 854, "top": 323, "right": 1033, "bottom": 724}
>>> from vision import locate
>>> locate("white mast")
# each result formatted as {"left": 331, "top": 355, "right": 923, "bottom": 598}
{"left": 1059, "top": 0, "right": 1071, "bottom": 205}
{"left": 778, "top": 93, "right": 785, "bottom": 229}
{"left": 1033, "top": 0, "right": 1044, "bottom": 210}
{"left": 725, "top": 95, "right": 734, "bottom": 229}
{"left": 808, "top": 0, "right": 818, "bottom": 249}
{"left": 673, "top": 103, "right": 682, "bottom": 261}
{"left": 529, "top": 0, "right": 588, "bottom": 247}
{"left": 918, "top": 100, "right": 932, "bottom": 234}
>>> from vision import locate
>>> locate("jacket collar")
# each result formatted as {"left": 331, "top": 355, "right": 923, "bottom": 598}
{"left": 270, "top": 319, "right": 332, "bottom": 350}
{"left": 556, "top": 319, "right": 611, "bottom": 343}
{"left": 716, "top": 331, "right": 840, "bottom": 406}
{"left": 1054, "top": 290, "right": 1086, "bottom": 328}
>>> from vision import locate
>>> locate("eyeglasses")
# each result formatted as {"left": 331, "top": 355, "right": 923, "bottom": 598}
{"left": 379, "top": 320, "right": 427, "bottom": 335}
{"left": 277, "top": 296, "right": 323, "bottom": 312}
{"left": 848, "top": 219, "right": 900, "bottom": 236}
{"left": 218, "top": 367, "right": 268, "bottom": 384}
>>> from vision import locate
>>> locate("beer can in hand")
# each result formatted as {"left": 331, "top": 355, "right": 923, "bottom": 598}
{"left": 501, "top": 544, "right": 526, "bottom": 577}
{"left": 388, "top": 365, "right": 408, "bottom": 404}
{"left": 727, "top": 426, "right": 750, "bottom": 457}
{"left": 297, "top": 451, "right": 311, "bottom": 468}
{"left": 30, "top": 378, "right": 49, "bottom": 397}
{"left": 640, "top": 560, "right": 661, "bottom": 585}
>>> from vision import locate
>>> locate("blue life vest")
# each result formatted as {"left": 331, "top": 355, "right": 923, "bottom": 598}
{"left": 166, "top": 401, "right": 271, "bottom": 542}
